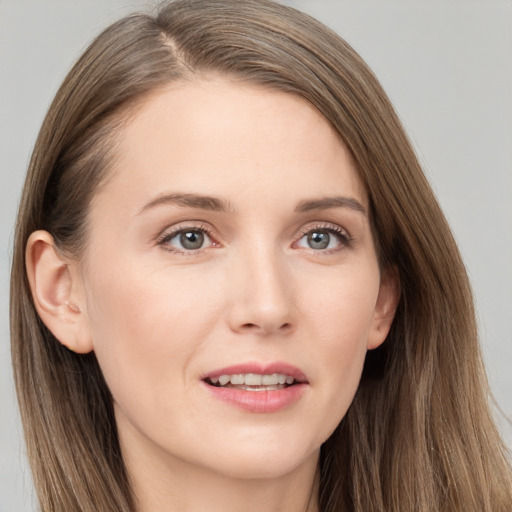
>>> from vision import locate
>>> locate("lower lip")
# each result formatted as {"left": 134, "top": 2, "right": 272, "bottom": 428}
{"left": 202, "top": 382, "right": 307, "bottom": 413}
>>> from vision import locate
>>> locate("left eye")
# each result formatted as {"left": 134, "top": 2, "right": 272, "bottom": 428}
{"left": 296, "top": 229, "right": 346, "bottom": 251}
{"left": 163, "top": 229, "right": 212, "bottom": 251}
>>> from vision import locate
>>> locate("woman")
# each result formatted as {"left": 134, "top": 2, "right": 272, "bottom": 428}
{"left": 10, "top": 0, "right": 512, "bottom": 510}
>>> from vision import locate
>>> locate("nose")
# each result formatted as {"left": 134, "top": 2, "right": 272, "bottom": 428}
{"left": 226, "top": 247, "right": 297, "bottom": 336}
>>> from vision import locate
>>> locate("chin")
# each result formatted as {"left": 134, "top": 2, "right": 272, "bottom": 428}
{"left": 191, "top": 431, "right": 321, "bottom": 481}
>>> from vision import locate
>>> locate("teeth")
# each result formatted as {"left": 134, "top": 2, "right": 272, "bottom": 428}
{"left": 218, "top": 375, "right": 230, "bottom": 386}
{"left": 238, "top": 384, "right": 282, "bottom": 391}
{"left": 245, "top": 374, "right": 262, "bottom": 385}
{"left": 261, "top": 374, "right": 277, "bottom": 385}
{"left": 230, "top": 374, "right": 244, "bottom": 385}
{"left": 210, "top": 373, "right": 296, "bottom": 387}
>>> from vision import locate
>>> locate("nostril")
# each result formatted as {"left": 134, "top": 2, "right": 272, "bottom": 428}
{"left": 240, "top": 321, "right": 292, "bottom": 334}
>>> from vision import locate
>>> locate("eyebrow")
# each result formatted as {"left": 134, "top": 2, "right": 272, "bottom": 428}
{"left": 138, "top": 192, "right": 366, "bottom": 216}
{"left": 295, "top": 196, "right": 367, "bottom": 215}
{"left": 138, "top": 193, "right": 234, "bottom": 215}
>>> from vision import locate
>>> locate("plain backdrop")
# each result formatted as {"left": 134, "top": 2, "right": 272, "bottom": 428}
{"left": 1, "top": 1, "right": 511, "bottom": 510}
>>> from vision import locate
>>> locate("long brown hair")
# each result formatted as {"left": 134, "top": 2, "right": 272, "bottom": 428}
{"left": 10, "top": 1, "right": 512, "bottom": 510}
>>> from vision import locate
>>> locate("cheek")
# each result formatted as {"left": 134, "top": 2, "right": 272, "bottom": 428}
{"left": 299, "top": 265, "right": 379, "bottom": 428}
{"left": 302, "top": 262, "right": 380, "bottom": 348}
{"left": 84, "top": 261, "right": 224, "bottom": 410}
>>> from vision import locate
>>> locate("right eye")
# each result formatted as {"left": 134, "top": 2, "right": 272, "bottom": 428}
{"left": 159, "top": 226, "right": 217, "bottom": 254}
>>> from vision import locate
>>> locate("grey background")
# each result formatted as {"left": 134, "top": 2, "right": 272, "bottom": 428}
{"left": 1, "top": 1, "right": 511, "bottom": 510}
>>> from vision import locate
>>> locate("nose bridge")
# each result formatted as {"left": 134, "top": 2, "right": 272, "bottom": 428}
{"left": 228, "top": 241, "right": 296, "bottom": 335}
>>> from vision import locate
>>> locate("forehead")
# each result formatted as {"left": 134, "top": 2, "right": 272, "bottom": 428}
{"left": 94, "top": 77, "right": 367, "bottom": 214}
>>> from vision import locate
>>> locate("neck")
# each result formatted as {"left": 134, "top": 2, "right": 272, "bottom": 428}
{"left": 122, "top": 433, "right": 320, "bottom": 512}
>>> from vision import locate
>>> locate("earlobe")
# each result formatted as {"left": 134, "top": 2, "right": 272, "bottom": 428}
{"left": 25, "top": 230, "right": 92, "bottom": 354}
{"left": 367, "top": 266, "right": 400, "bottom": 350}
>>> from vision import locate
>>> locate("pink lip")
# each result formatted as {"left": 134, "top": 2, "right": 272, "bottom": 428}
{"left": 201, "top": 361, "right": 308, "bottom": 413}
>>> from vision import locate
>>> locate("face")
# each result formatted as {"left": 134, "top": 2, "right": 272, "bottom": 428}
{"left": 74, "top": 78, "right": 396, "bottom": 481}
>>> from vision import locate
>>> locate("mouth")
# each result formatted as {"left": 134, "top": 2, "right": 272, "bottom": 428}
{"left": 201, "top": 362, "right": 308, "bottom": 412}
{"left": 204, "top": 372, "right": 299, "bottom": 392}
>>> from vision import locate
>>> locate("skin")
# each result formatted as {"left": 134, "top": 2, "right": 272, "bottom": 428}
{"left": 27, "top": 78, "right": 398, "bottom": 512}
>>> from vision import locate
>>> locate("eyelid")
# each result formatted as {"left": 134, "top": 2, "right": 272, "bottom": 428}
{"left": 293, "top": 222, "right": 353, "bottom": 252}
{"left": 156, "top": 222, "right": 220, "bottom": 254}
{"left": 155, "top": 220, "right": 352, "bottom": 256}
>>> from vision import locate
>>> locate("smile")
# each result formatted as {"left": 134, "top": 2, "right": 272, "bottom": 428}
{"left": 206, "top": 373, "right": 296, "bottom": 391}
{"left": 202, "top": 363, "right": 308, "bottom": 412}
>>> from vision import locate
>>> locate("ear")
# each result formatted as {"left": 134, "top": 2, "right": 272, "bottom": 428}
{"left": 367, "top": 266, "right": 400, "bottom": 350}
{"left": 25, "top": 230, "right": 92, "bottom": 354}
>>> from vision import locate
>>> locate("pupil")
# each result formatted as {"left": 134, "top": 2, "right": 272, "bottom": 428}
{"left": 180, "top": 231, "right": 204, "bottom": 250}
{"left": 308, "top": 231, "right": 329, "bottom": 250}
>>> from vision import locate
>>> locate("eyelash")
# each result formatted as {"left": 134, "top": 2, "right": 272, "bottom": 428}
{"left": 295, "top": 223, "right": 353, "bottom": 254}
{"left": 157, "top": 222, "right": 352, "bottom": 255}
{"left": 157, "top": 223, "right": 217, "bottom": 256}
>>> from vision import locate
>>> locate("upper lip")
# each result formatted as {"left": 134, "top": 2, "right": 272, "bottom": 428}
{"left": 201, "top": 362, "right": 308, "bottom": 383}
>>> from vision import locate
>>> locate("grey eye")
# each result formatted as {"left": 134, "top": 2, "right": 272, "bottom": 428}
{"left": 307, "top": 231, "right": 331, "bottom": 250}
{"left": 162, "top": 229, "right": 212, "bottom": 252}
{"left": 178, "top": 230, "right": 205, "bottom": 250}
{"left": 296, "top": 226, "right": 349, "bottom": 252}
